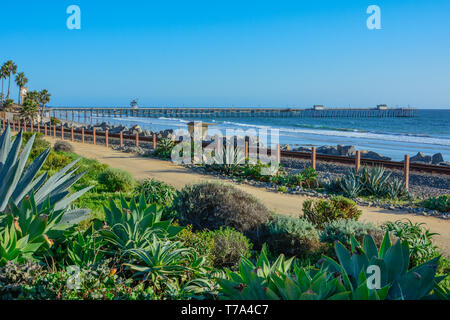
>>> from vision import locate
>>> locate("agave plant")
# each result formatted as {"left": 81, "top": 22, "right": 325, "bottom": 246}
{"left": 125, "top": 234, "right": 207, "bottom": 281}
{"left": 385, "top": 178, "right": 409, "bottom": 200}
{"left": 218, "top": 245, "right": 384, "bottom": 300}
{"left": 359, "top": 166, "right": 391, "bottom": 197}
{"left": 99, "top": 194, "right": 183, "bottom": 252}
{"left": 0, "top": 125, "right": 92, "bottom": 212}
{"left": 340, "top": 170, "right": 362, "bottom": 198}
{"left": 321, "top": 232, "right": 448, "bottom": 300}
{"left": 0, "top": 224, "right": 41, "bottom": 266}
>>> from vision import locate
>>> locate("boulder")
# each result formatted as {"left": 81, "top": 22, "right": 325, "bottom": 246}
{"left": 360, "top": 150, "right": 391, "bottom": 161}
{"left": 131, "top": 125, "right": 143, "bottom": 134}
{"left": 317, "top": 145, "right": 339, "bottom": 156}
{"left": 432, "top": 153, "right": 444, "bottom": 165}
{"left": 337, "top": 145, "right": 356, "bottom": 157}
{"left": 280, "top": 144, "right": 291, "bottom": 151}
{"left": 410, "top": 152, "right": 432, "bottom": 164}
{"left": 292, "top": 146, "right": 312, "bottom": 153}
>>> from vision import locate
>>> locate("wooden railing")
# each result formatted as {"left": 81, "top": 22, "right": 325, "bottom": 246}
{"left": 3, "top": 118, "right": 450, "bottom": 192}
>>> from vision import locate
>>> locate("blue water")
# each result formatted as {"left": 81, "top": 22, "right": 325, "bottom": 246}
{"left": 52, "top": 108, "right": 450, "bottom": 162}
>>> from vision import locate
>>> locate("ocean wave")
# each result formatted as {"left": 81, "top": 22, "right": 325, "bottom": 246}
{"left": 220, "top": 121, "right": 450, "bottom": 147}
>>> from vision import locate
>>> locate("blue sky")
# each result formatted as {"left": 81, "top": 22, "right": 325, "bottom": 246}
{"left": 1, "top": 0, "right": 449, "bottom": 108}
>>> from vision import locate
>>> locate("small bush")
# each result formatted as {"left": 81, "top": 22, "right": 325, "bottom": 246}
{"left": 177, "top": 225, "right": 215, "bottom": 267}
{"left": 320, "top": 219, "right": 385, "bottom": 248}
{"left": 21, "top": 132, "right": 51, "bottom": 160}
{"left": 153, "top": 138, "right": 175, "bottom": 159}
{"left": 266, "top": 215, "right": 321, "bottom": 258}
{"left": 423, "top": 195, "right": 450, "bottom": 213}
{"left": 98, "top": 168, "right": 137, "bottom": 192}
{"left": 41, "top": 152, "right": 72, "bottom": 171}
{"left": 302, "top": 196, "right": 362, "bottom": 228}
{"left": 135, "top": 179, "right": 177, "bottom": 206}
{"left": 53, "top": 140, "right": 74, "bottom": 152}
{"left": 175, "top": 182, "right": 271, "bottom": 245}
{"left": 209, "top": 227, "right": 253, "bottom": 270}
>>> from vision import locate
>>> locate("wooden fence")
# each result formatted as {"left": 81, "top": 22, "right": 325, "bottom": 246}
{"left": 3, "top": 118, "right": 450, "bottom": 190}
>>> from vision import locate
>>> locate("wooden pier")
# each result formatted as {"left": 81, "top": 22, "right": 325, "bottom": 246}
{"left": 46, "top": 106, "right": 417, "bottom": 122}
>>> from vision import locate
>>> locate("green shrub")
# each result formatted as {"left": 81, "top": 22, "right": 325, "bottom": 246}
{"left": 175, "top": 182, "right": 271, "bottom": 245}
{"left": 383, "top": 220, "right": 440, "bottom": 267}
{"left": 302, "top": 196, "right": 362, "bottom": 228}
{"left": 209, "top": 227, "right": 253, "bottom": 270}
{"left": 53, "top": 140, "right": 74, "bottom": 152}
{"left": 0, "top": 260, "right": 154, "bottom": 300}
{"left": 177, "top": 225, "right": 215, "bottom": 267}
{"left": 266, "top": 215, "right": 321, "bottom": 258}
{"left": 320, "top": 219, "right": 385, "bottom": 248}
{"left": 153, "top": 138, "right": 175, "bottom": 159}
{"left": 98, "top": 168, "right": 137, "bottom": 192}
{"left": 41, "top": 152, "right": 72, "bottom": 171}
{"left": 423, "top": 195, "right": 450, "bottom": 213}
{"left": 135, "top": 179, "right": 177, "bottom": 206}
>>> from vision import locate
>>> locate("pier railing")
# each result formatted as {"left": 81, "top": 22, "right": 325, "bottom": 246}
{"left": 3, "top": 119, "right": 449, "bottom": 193}
{"left": 47, "top": 106, "right": 417, "bottom": 119}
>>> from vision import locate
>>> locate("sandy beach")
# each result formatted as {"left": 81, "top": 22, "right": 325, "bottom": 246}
{"left": 43, "top": 136, "right": 450, "bottom": 256}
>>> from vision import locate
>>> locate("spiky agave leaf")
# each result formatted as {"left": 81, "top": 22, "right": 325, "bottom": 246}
{"left": 0, "top": 124, "right": 92, "bottom": 213}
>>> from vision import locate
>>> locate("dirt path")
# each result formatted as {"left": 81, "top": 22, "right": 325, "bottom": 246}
{"left": 45, "top": 137, "right": 450, "bottom": 256}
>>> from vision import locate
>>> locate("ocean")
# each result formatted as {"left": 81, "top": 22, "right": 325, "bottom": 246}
{"left": 52, "top": 108, "right": 450, "bottom": 162}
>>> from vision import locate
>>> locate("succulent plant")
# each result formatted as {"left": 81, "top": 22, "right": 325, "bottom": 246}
{"left": 0, "top": 125, "right": 92, "bottom": 212}
{"left": 218, "top": 245, "right": 387, "bottom": 300}
{"left": 99, "top": 194, "right": 183, "bottom": 252}
{"left": 321, "top": 232, "right": 447, "bottom": 300}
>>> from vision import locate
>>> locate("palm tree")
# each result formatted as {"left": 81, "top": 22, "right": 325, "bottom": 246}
{"left": 0, "top": 64, "right": 8, "bottom": 105}
{"left": 15, "top": 72, "right": 28, "bottom": 105}
{"left": 39, "top": 89, "right": 51, "bottom": 113}
{"left": 4, "top": 60, "right": 17, "bottom": 101}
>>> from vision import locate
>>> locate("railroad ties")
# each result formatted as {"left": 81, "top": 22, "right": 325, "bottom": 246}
{"left": 48, "top": 107, "right": 417, "bottom": 120}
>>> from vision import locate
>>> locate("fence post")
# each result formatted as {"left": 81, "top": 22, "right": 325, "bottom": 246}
{"left": 245, "top": 140, "right": 249, "bottom": 159}
{"left": 82, "top": 128, "right": 85, "bottom": 143}
{"left": 61, "top": 125, "right": 64, "bottom": 140}
{"left": 105, "top": 130, "right": 109, "bottom": 148}
{"left": 18, "top": 121, "right": 21, "bottom": 131}
{"left": 2, "top": 117, "right": 5, "bottom": 130}
{"left": 93, "top": 128, "right": 96, "bottom": 145}
{"left": 53, "top": 125, "right": 56, "bottom": 139}
{"left": 31, "top": 122, "right": 34, "bottom": 132}
{"left": 13, "top": 120, "right": 16, "bottom": 131}
{"left": 311, "top": 147, "right": 317, "bottom": 170}
{"left": 71, "top": 127, "right": 74, "bottom": 142}
{"left": 152, "top": 133, "right": 156, "bottom": 149}
{"left": 136, "top": 133, "right": 139, "bottom": 147}
{"left": 44, "top": 124, "right": 47, "bottom": 136}
{"left": 120, "top": 131, "right": 123, "bottom": 147}
{"left": 277, "top": 144, "right": 281, "bottom": 164}
{"left": 37, "top": 122, "right": 40, "bottom": 133}
{"left": 404, "top": 154, "right": 410, "bottom": 190}
{"left": 355, "top": 150, "right": 361, "bottom": 172}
